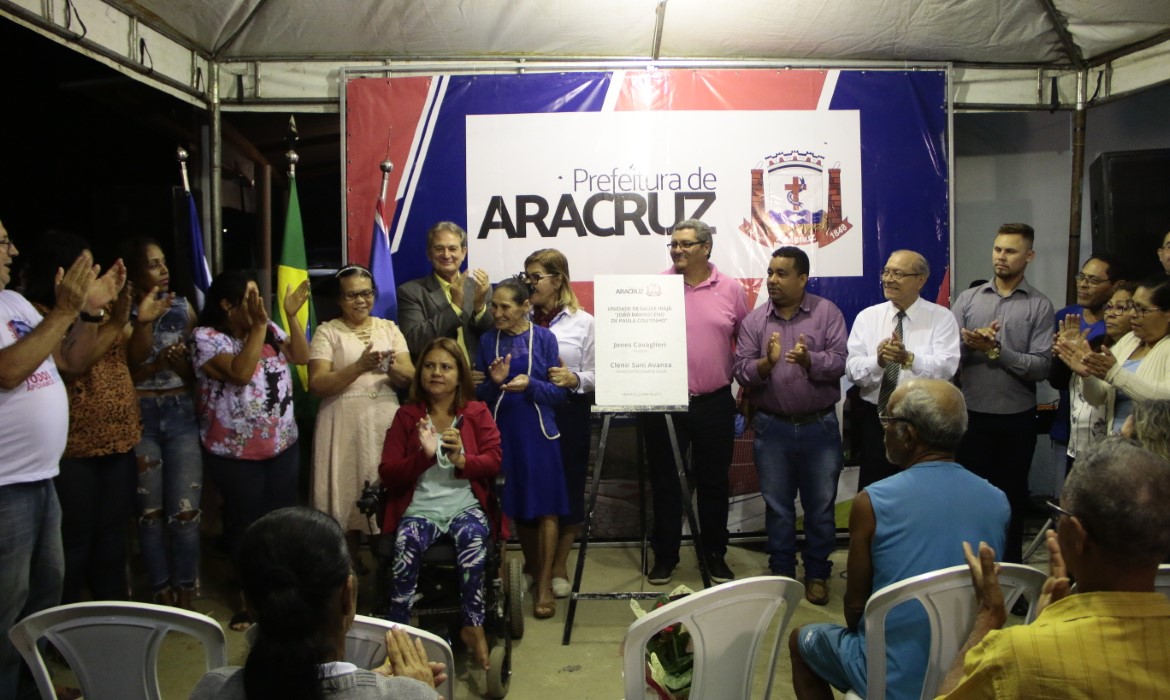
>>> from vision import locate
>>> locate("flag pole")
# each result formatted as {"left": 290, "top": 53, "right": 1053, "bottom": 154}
{"left": 177, "top": 146, "right": 191, "bottom": 193}
{"left": 379, "top": 159, "right": 393, "bottom": 202}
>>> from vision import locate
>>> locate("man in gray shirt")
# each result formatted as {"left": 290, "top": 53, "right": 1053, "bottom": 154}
{"left": 951, "top": 223, "right": 1054, "bottom": 562}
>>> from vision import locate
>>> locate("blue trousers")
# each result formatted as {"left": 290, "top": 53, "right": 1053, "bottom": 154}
{"left": 752, "top": 410, "right": 843, "bottom": 579}
{"left": 388, "top": 508, "right": 489, "bottom": 627}
{"left": 135, "top": 394, "right": 203, "bottom": 593}
{"left": 0, "top": 480, "right": 64, "bottom": 700}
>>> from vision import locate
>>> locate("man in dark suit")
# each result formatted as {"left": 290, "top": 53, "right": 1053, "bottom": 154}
{"left": 397, "top": 221, "right": 493, "bottom": 371}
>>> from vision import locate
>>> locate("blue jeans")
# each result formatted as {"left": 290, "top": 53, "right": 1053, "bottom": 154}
{"left": 135, "top": 394, "right": 203, "bottom": 593}
{"left": 752, "top": 410, "right": 842, "bottom": 579}
{"left": 0, "top": 480, "right": 64, "bottom": 700}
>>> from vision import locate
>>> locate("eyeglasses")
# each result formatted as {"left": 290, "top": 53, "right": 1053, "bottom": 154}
{"left": 0, "top": 238, "right": 14, "bottom": 252}
{"left": 880, "top": 269, "right": 923, "bottom": 281}
{"left": 1131, "top": 303, "right": 1165, "bottom": 317}
{"left": 341, "top": 289, "right": 376, "bottom": 302}
{"left": 877, "top": 413, "right": 911, "bottom": 427}
{"left": 1074, "top": 273, "right": 1111, "bottom": 286}
{"left": 667, "top": 240, "right": 703, "bottom": 251}
{"left": 521, "top": 271, "right": 558, "bottom": 283}
{"left": 1104, "top": 302, "right": 1134, "bottom": 314}
{"left": 1046, "top": 499, "right": 1075, "bottom": 523}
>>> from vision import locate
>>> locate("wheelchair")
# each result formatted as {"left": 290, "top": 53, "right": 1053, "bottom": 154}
{"left": 358, "top": 480, "right": 523, "bottom": 698}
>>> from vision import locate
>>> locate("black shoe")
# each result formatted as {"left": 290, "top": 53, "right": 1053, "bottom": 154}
{"left": 707, "top": 557, "right": 734, "bottom": 584}
{"left": 647, "top": 561, "right": 677, "bottom": 585}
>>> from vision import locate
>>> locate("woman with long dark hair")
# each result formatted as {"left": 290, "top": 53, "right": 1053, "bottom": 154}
{"left": 190, "top": 507, "right": 441, "bottom": 700}
{"left": 120, "top": 237, "right": 202, "bottom": 608}
{"left": 191, "top": 270, "right": 310, "bottom": 630}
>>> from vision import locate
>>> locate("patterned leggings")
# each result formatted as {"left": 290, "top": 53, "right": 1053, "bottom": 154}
{"left": 387, "top": 508, "right": 489, "bottom": 627}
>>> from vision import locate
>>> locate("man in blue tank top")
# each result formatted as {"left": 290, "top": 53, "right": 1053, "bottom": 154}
{"left": 788, "top": 379, "right": 1010, "bottom": 700}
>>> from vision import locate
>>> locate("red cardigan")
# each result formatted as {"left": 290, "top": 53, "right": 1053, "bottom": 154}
{"left": 378, "top": 400, "right": 502, "bottom": 536}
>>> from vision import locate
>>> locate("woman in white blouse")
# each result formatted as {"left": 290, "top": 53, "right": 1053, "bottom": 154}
{"left": 524, "top": 249, "right": 596, "bottom": 599}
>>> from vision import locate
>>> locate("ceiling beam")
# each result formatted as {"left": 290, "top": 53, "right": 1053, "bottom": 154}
{"left": 1036, "top": 0, "right": 1085, "bottom": 70}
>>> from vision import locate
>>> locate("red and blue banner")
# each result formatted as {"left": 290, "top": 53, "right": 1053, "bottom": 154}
{"left": 344, "top": 69, "right": 950, "bottom": 323}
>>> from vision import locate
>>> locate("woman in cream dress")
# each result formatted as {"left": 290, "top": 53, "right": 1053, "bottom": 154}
{"left": 309, "top": 265, "right": 413, "bottom": 566}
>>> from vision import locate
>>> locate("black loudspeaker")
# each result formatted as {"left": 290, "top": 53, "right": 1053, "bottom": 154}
{"left": 1089, "top": 149, "right": 1170, "bottom": 280}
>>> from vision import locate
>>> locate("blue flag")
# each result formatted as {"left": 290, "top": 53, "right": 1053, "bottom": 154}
{"left": 186, "top": 192, "right": 212, "bottom": 311}
{"left": 369, "top": 196, "right": 398, "bottom": 320}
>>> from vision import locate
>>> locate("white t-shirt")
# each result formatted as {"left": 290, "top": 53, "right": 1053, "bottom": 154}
{"left": 0, "top": 290, "right": 69, "bottom": 486}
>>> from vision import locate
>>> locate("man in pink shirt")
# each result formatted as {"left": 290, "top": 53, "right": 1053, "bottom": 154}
{"left": 641, "top": 219, "right": 747, "bottom": 585}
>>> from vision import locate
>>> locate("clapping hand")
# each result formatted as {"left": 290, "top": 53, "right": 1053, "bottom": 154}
{"left": 373, "top": 627, "right": 446, "bottom": 689}
{"left": 243, "top": 286, "right": 269, "bottom": 331}
{"left": 283, "top": 280, "right": 311, "bottom": 318}
{"left": 1053, "top": 335, "right": 1092, "bottom": 377}
{"left": 136, "top": 286, "right": 176, "bottom": 325}
{"left": 502, "top": 374, "right": 529, "bottom": 393}
{"left": 785, "top": 332, "right": 810, "bottom": 368}
{"left": 159, "top": 342, "right": 189, "bottom": 373}
{"left": 356, "top": 342, "right": 390, "bottom": 373}
{"left": 878, "top": 332, "right": 907, "bottom": 368}
{"left": 440, "top": 428, "right": 465, "bottom": 468}
{"left": 52, "top": 252, "right": 97, "bottom": 315}
{"left": 1035, "top": 529, "right": 1071, "bottom": 617}
{"left": 416, "top": 418, "right": 438, "bottom": 458}
{"left": 962, "top": 541, "right": 1006, "bottom": 628}
{"left": 470, "top": 268, "right": 491, "bottom": 311}
{"left": 961, "top": 320, "right": 1001, "bottom": 352}
{"left": 488, "top": 354, "right": 512, "bottom": 386}
{"left": 1056, "top": 313, "right": 1086, "bottom": 345}
{"left": 766, "top": 331, "right": 782, "bottom": 365}
{"left": 87, "top": 258, "right": 127, "bottom": 312}
{"left": 110, "top": 280, "right": 135, "bottom": 325}
{"left": 1081, "top": 345, "right": 1116, "bottom": 379}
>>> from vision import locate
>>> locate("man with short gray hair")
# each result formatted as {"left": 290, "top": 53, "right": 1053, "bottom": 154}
{"left": 789, "top": 379, "right": 1009, "bottom": 700}
{"left": 939, "top": 437, "right": 1170, "bottom": 697}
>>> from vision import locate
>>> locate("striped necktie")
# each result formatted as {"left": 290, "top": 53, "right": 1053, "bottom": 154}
{"left": 877, "top": 311, "right": 905, "bottom": 413}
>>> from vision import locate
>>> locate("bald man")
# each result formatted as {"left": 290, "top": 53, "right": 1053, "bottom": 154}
{"left": 789, "top": 379, "right": 1009, "bottom": 700}
{"left": 846, "top": 250, "right": 960, "bottom": 488}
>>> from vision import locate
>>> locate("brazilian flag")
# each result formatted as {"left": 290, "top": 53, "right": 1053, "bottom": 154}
{"left": 274, "top": 175, "right": 316, "bottom": 392}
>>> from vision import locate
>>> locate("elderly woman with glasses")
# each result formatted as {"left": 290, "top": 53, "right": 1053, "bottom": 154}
{"left": 309, "top": 265, "right": 413, "bottom": 572}
{"left": 1054, "top": 281, "right": 1136, "bottom": 468}
{"left": 1058, "top": 276, "right": 1170, "bottom": 436}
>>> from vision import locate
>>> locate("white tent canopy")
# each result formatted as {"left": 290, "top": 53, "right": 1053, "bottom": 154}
{"left": 3, "top": 0, "right": 1170, "bottom": 110}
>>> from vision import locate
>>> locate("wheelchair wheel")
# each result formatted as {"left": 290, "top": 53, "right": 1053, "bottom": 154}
{"left": 507, "top": 557, "right": 525, "bottom": 639}
{"left": 486, "top": 644, "right": 510, "bottom": 698}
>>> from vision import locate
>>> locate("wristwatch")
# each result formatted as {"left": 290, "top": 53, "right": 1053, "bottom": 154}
{"left": 986, "top": 343, "right": 1001, "bottom": 361}
{"left": 79, "top": 309, "right": 107, "bottom": 324}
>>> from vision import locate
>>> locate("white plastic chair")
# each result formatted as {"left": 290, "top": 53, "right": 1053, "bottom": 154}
{"left": 1156, "top": 564, "right": 1170, "bottom": 599}
{"left": 622, "top": 576, "right": 804, "bottom": 700}
{"left": 843, "top": 562, "right": 1048, "bottom": 700}
{"left": 346, "top": 615, "right": 456, "bottom": 700}
{"left": 7, "top": 600, "right": 227, "bottom": 700}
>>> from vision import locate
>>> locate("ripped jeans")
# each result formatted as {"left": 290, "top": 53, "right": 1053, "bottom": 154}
{"left": 135, "top": 394, "right": 203, "bottom": 594}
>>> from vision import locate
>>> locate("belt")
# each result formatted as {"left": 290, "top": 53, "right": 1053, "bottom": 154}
{"left": 688, "top": 385, "right": 731, "bottom": 404}
{"left": 758, "top": 406, "right": 833, "bottom": 426}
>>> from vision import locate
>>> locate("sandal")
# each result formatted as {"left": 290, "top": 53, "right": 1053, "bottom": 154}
{"left": 534, "top": 598, "right": 556, "bottom": 619}
{"left": 229, "top": 610, "right": 254, "bottom": 632}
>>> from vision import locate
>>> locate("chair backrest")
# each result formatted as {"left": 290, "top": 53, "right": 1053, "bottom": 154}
{"left": 7, "top": 601, "right": 227, "bottom": 700}
{"left": 861, "top": 563, "right": 1048, "bottom": 700}
{"left": 622, "top": 576, "right": 804, "bottom": 700}
{"left": 347, "top": 615, "right": 456, "bottom": 700}
{"left": 1156, "top": 564, "right": 1170, "bottom": 600}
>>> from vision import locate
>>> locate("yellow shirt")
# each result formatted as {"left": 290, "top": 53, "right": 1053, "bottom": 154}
{"left": 941, "top": 591, "right": 1170, "bottom": 699}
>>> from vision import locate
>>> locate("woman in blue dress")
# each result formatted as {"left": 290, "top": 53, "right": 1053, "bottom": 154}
{"left": 476, "top": 277, "right": 569, "bottom": 619}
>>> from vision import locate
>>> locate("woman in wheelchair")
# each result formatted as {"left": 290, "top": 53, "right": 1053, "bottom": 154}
{"left": 190, "top": 507, "right": 442, "bottom": 700}
{"left": 379, "top": 337, "right": 502, "bottom": 671}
